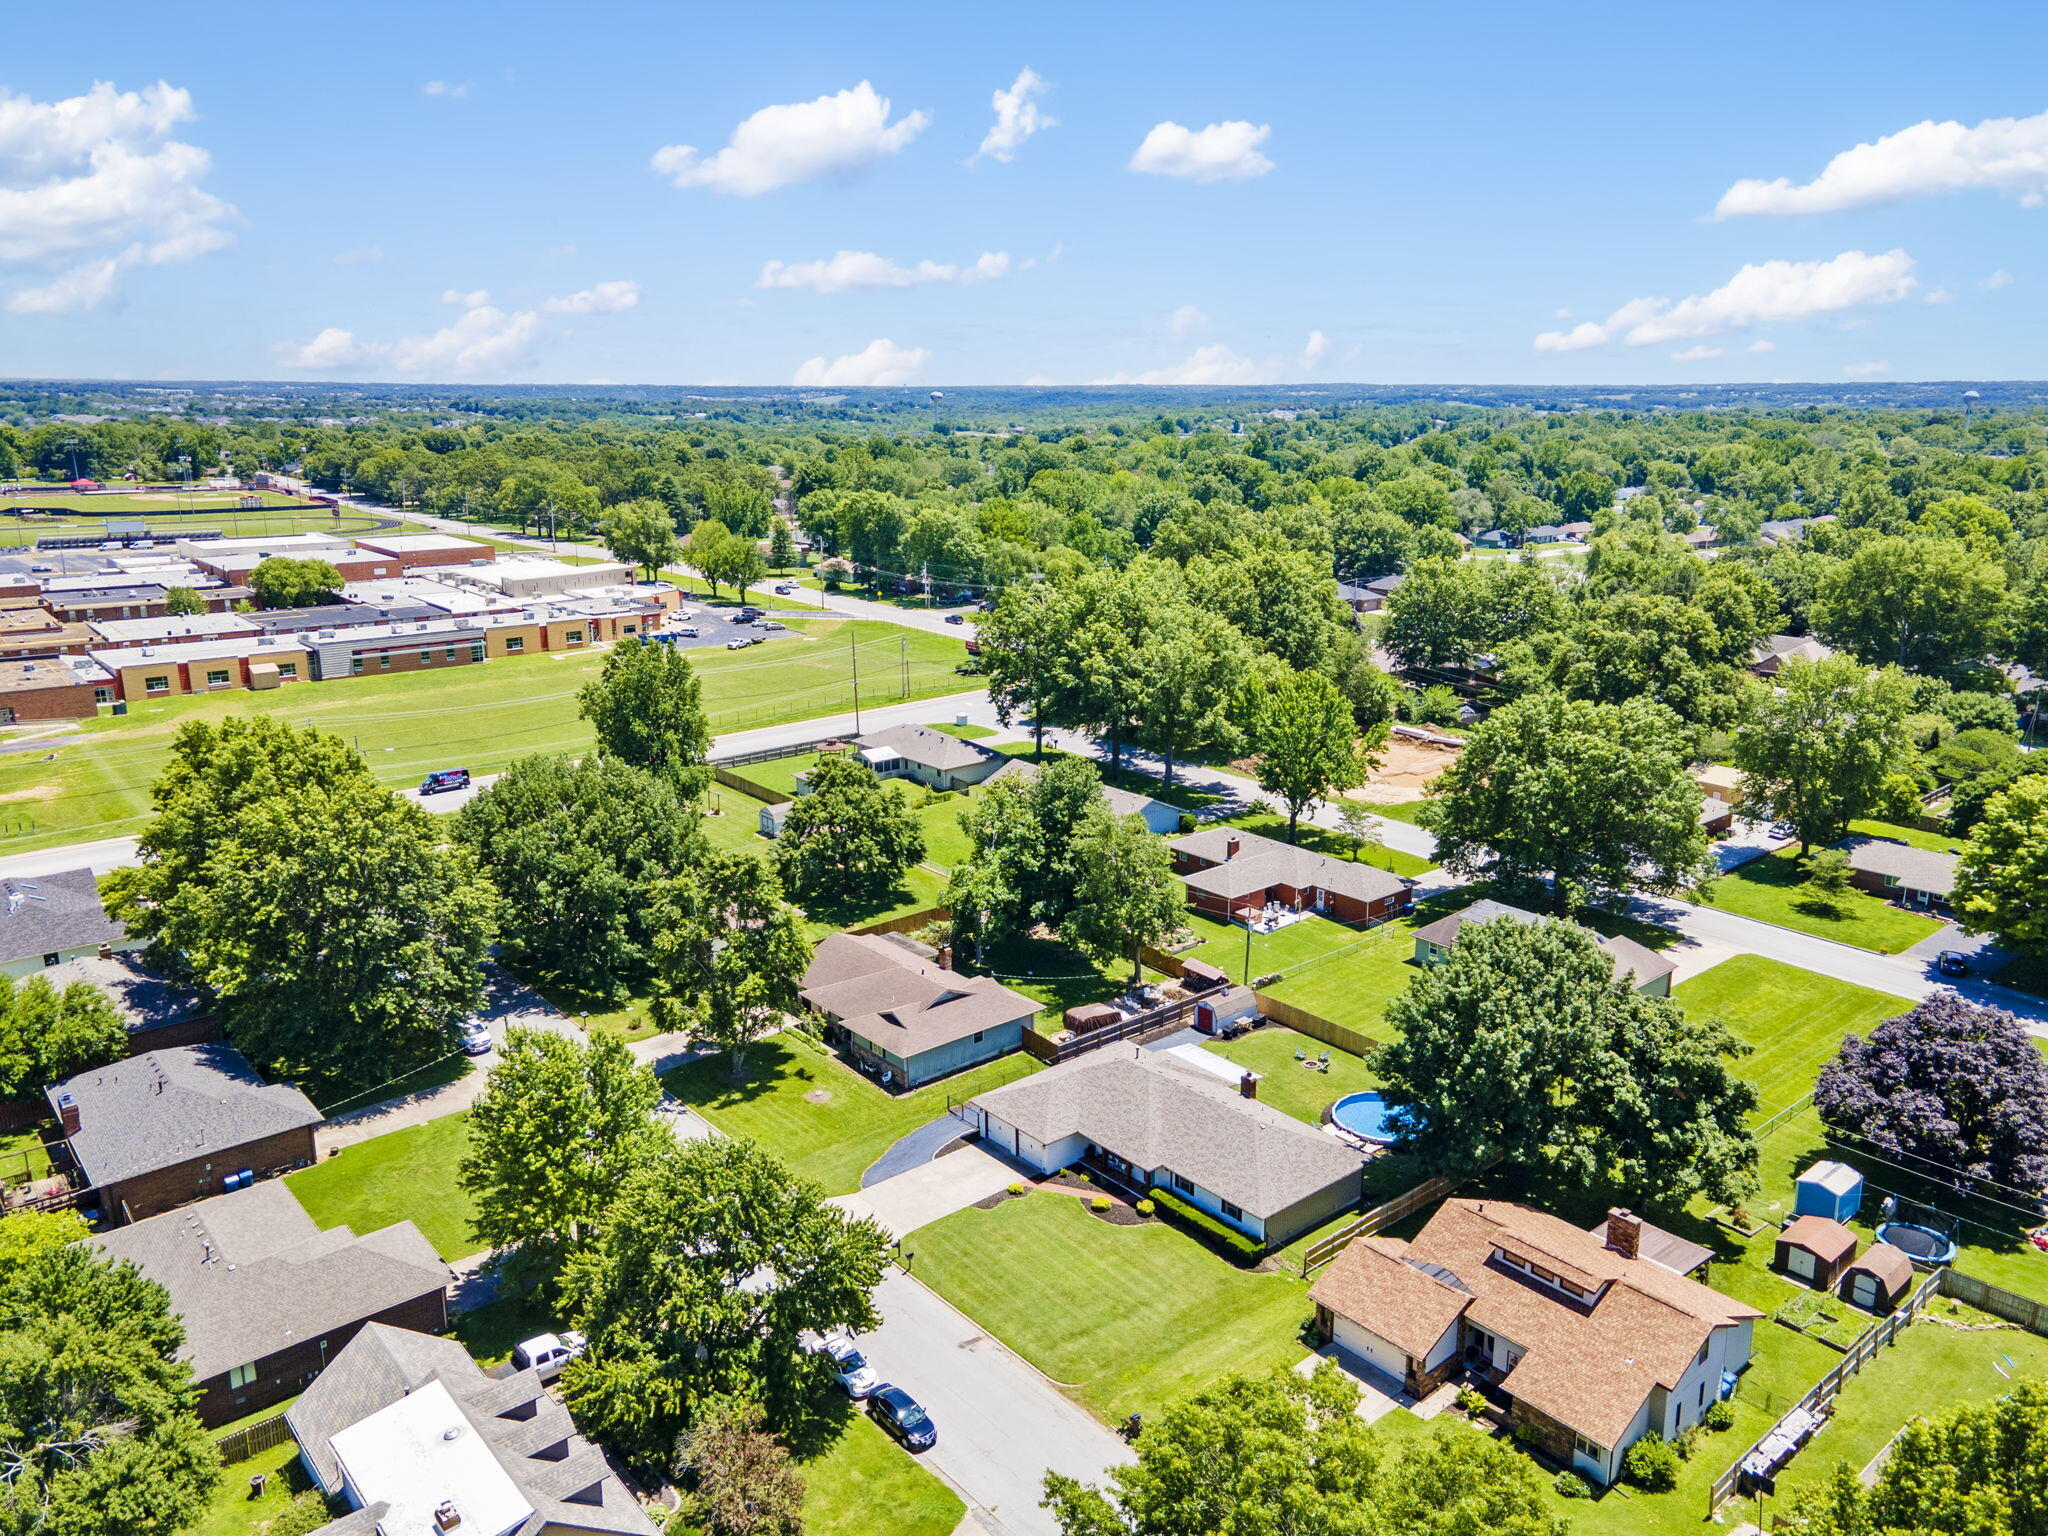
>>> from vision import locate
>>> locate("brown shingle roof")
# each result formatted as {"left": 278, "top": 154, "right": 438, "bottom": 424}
{"left": 1842, "top": 1242, "right": 1915, "bottom": 1298}
{"left": 801, "top": 933, "right": 1038, "bottom": 1058}
{"left": 1778, "top": 1214, "right": 1858, "bottom": 1266}
{"left": 1169, "top": 827, "right": 1411, "bottom": 907}
{"left": 1315, "top": 1199, "right": 1760, "bottom": 1448}
{"left": 1310, "top": 1236, "right": 1471, "bottom": 1357}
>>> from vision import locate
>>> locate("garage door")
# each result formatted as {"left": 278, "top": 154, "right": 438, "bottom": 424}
{"left": 1787, "top": 1247, "right": 1816, "bottom": 1281}
{"left": 1849, "top": 1273, "right": 1878, "bottom": 1309}
{"left": 1333, "top": 1317, "right": 1409, "bottom": 1382}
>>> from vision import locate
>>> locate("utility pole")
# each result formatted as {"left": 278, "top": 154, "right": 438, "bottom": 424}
{"left": 900, "top": 636, "right": 908, "bottom": 698}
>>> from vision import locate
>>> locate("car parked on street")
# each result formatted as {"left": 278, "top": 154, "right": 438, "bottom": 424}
{"left": 867, "top": 1384, "right": 936, "bottom": 1450}
{"left": 420, "top": 768, "right": 471, "bottom": 795}
{"left": 459, "top": 1020, "right": 493, "bottom": 1056}
{"left": 806, "top": 1332, "right": 878, "bottom": 1398}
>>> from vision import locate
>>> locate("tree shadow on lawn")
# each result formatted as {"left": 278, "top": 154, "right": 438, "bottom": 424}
{"left": 662, "top": 1034, "right": 822, "bottom": 1113}
{"left": 797, "top": 874, "right": 941, "bottom": 934}
{"left": 963, "top": 933, "right": 1130, "bottom": 1018}
{"left": 783, "top": 1383, "right": 862, "bottom": 1464}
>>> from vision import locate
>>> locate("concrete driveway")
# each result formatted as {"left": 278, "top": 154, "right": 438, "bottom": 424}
{"left": 831, "top": 1143, "right": 1016, "bottom": 1241}
{"left": 855, "top": 1270, "right": 1130, "bottom": 1536}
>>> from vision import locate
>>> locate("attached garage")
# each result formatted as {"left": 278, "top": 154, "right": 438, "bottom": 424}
{"left": 1331, "top": 1315, "right": 1412, "bottom": 1382}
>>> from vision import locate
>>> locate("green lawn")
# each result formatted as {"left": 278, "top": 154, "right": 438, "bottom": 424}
{"left": 910, "top": 1191, "right": 1315, "bottom": 1421}
{"left": 0, "top": 616, "right": 967, "bottom": 853}
{"left": 0, "top": 1125, "right": 51, "bottom": 1185}
{"left": 285, "top": 1112, "right": 480, "bottom": 1260}
{"left": 1844, "top": 818, "right": 1969, "bottom": 856}
{"left": 1674, "top": 954, "right": 1907, "bottom": 1123}
{"left": 1705, "top": 848, "right": 1944, "bottom": 953}
{"left": 194, "top": 1439, "right": 331, "bottom": 1536}
{"left": 797, "top": 1405, "right": 964, "bottom": 1536}
{"left": 967, "top": 932, "right": 1138, "bottom": 1030}
{"left": 1197, "top": 1026, "right": 1380, "bottom": 1126}
{"left": 453, "top": 1293, "right": 562, "bottom": 1368}
{"left": 662, "top": 1032, "right": 1037, "bottom": 1195}
{"left": 1172, "top": 894, "right": 1479, "bottom": 1044}
{"left": 924, "top": 720, "right": 996, "bottom": 740}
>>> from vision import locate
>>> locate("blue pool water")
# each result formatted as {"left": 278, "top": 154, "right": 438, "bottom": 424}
{"left": 1330, "top": 1091, "right": 1411, "bottom": 1144}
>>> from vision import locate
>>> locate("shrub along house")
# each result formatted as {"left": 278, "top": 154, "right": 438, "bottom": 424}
{"left": 1168, "top": 827, "right": 1415, "bottom": 926}
{"left": 962, "top": 1043, "right": 1366, "bottom": 1248}
{"left": 46, "top": 1041, "right": 321, "bottom": 1225}
{"left": 801, "top": 932, "right": 1039, "bottom": 1088}
{"left": 93, "top": 1179, "right": 448, "bottom": 1427}
{"left": 1410, "top": 900, "right": 1676, "bottom": 997}
{"left": 1310, "top": 1202, "right": 1760, "bottom": 1486}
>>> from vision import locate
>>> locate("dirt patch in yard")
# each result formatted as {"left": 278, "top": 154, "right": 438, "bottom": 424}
{"left": 803, "top": 1088, "right": 834, "bottom": 1105}
{"left": 1344, "top": 735, "right": 1461, "bottom": 806}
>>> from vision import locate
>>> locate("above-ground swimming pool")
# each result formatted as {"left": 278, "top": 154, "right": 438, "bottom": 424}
{"left": 1877, "top": 1221, "right": 1959, "bottom": 1266}
{"left": 1329, "top": 1091, "right": 1414, "bottom": 1145}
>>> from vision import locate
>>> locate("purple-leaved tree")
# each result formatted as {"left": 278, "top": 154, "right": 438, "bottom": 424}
{"left": 1814, "top": 994, "right": 2048, "bottom": 1196}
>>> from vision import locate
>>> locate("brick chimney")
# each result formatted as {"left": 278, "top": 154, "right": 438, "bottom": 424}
{"left": 1239, "top": 1072, "right": 1257, "bottom": 1099}
{"left": 56, "top": 1092, "right": 78, "bottom": 1137}
{"left": 1605, "top": 1208, "right": 1641, "bottom": 1260}
{"left": 935, "top": 944, "right": 953, "bottom": 971}
{"left": 1224, "top": 835, "right": 1240, "bottom": 859}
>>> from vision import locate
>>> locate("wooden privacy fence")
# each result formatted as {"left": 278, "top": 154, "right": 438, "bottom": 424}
{"left": 1707, "top": 1266, "right": 1945, "bottom": 1517}
{"left": 1940, "top": 1268, "right": 2048, "bottom": 1336}
{"left": 850, "top": 906, "right": 948, "bottom": 939}
{"left": 1299, "top": 1176, "right": 1454, "bottom": 1275}
{"left": 215, "top": 1411, "right": 295, "bottom": 1465}
{"left": 1024, "top": 994, "right": 1206, "bottom": 1066}
{"left": 1144, "top": 944, "right": 1389, "bottom": 1061}
{"left": 711, "top": 765, "right": 790, "bottom": 804}
{"left": 709, "top": 736, "right": 847, "bottom": 770}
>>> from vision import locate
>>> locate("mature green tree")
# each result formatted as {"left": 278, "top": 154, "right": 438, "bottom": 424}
{"left": 1063, "top": 808, "right": 1186, "bottom": 987}
{"left": 1189, "top": 543, "right": 1354, "bottom": 675}
{"left": 0, "top": 975, "right": 126, "bottom": 1100}
{"left": 1252, "top": 668, "right": 1367, "bottom": 842}
{"left": 1732, "top": 654, "right": 1916, "bottom": 854}
{"left": 768, "top": 517, "right": 797, "bottom": 572}
{"left": 161, "top": 585, "right": 206, "bottom": 617}
{"left": 1132, "top": 600, "right": 1249, "bottom": 787}
{"left": 454, "top": 754, "right": 699, "bottom": 1001}
{"left": 1381, "top": 559, "right": 1565, "bottom": 673}
{"left": 1422, "top": 694, "right": 1713, "bottom": 914}
{"left": 247, "top": 555, "right": 343, "bottom": 609}
{"left": 687, "top": 519, "right": 741, "bottom": 597}
{"left": 945, "top": 755, "right": 1105, "bottom": 958}
{"left": 1504, "top": 592, "right": 1739, "bottom": 733}
{"left": 0, "top": 1210, "right": 222, "bottom": 1536}
{"left": 458, "top": 1030, "right": 664, "bottom": 1279}
{"left": 577, "top": 636, "right": 712, "bottom": 795}
{"left": 772, "top": 755, "right": 925, "bottom": 907}
{"left": 1381, "top": 917, "right": 1758, "bottom": 1206}
{"left": 561, "top": 1138, "right": 889, "bottom": 1469}
{"left": 101, "top": 718, "right": 497, "bottom": 1091}
{"left": 977, "top": 583, "right": 1075, "bottom": 754}
{"left": 600, "top": 497, "right": 683, "bottom": 579}
{"left": 1955, "top": 776, "right": 2048, "bottom": 958}
{"left": 1044, "top": 1362, "right": 1565, "bottom": 1536}
{"left": 651, "top": 851, "right": 812, "bottom": 1082}
{"left": 1812, "top": 535, "right": 2011, "bottom": 678}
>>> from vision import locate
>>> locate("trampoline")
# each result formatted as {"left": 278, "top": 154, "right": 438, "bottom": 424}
{"left": 1329, "top": 1091, "right": 1416, "bottom": 1146}
{"left": 1876, "top": 1221, "right": 1958, "bottom": 1266}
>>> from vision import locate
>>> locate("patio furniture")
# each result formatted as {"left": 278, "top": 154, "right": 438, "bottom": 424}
{"left": 1295, "top": 1048, "right": 1307, "bottom": 1062}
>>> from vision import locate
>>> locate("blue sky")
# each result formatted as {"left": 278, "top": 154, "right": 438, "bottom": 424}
{"left": 4, "top": 0, "right": 2046, "bottom": 386}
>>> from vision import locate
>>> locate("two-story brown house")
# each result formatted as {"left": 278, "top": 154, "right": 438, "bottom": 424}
{"left": 46, "top": 1041, "right": 321, "bottom": 1225}
{"left": 94, "top": 1180, "right": 448, "bottom": 1427}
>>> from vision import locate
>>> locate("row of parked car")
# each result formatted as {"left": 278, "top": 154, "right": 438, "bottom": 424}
{"left": 810, "top": 1331, "right": 938, "bottom": 1451}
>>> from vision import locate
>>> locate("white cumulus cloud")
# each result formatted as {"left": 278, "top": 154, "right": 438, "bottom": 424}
{"left": 543, "top": 279, "right": 641, "bottom": 314}
{"left": 1094, "top": 344, "right": 1270, "bottom": 386}
{"left": 1983, "top": 267, "right": 2015, "bottom": 290}
{"left": 1129, "top": 120, "right": 1273, "bottom": 182}
{"left": 1748, "top": 339, "right": 1776, "bottom": 353}
{"left": 1844, "top": 360, "right": 1892, "bottom": 378}
{"left": 1670, "top": 344, "right": 1723, "bottom": 361}
{"left": 1167, "top": 304, "right": 1209, "bottom": 336}
{"left": 1532, "top": 249, "right": 1917, "bottom": 351}
{"left": 277, "top": 327, "right": 386, "bottom": 372}
{"left": 1924, "top": 286, "right": 1956, "bottom": 305}
{"left": 441, "top": 287, "right": 490, "bottom": 308}
{"left": 422, "top": 80, "right": 473, "bottom": 99}
{"left": 792, "top": 338, "right": 930, "bottom": 386}
{"left": 652, "top": 81, "right": 928, "bottom": 197}
{"left": 1301, "top": 329, "right": 1331, "bottom": 366}
{"left": 332, "top": 243, "right": 383, "bottom": 265}
{"left": 755, "top": 250, "right": 1009, "bottom": 295}
{"left": 976, "top": 68, "right": 1054, "bottom": 163}
{"left": 0, "top": 79, "right": 236, "bottom": 314}
{"left": 1715, "top": 108, "right": 2048, "bottom": 218}
{"left": 390, "top": 305, "right": 546, "bottom": 377}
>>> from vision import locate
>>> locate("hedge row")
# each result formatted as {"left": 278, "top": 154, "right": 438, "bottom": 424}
{"left": 1147, "top": 1185, "right": 1265, "bottom": 1263}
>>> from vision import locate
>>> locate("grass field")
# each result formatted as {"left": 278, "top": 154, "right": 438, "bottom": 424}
{"left": 910, "top": 1191, "right": 1315, "bottom": 1421}
{"left": 0, "top": 1125, "right": 52, "bottom": 1185}
{"left": 798, "top": 1405, "right": 964, "bottom": 1536}
{"left": 1197, "top": 1025, "right": 1380, "bottom": 1126}
{"left": 662, "top": 1032, "right": 1037, "bottom": 1194}
{"left": 0, "top": 617, "right": 968, "bottom": 852}
{"left": 1, "top": 491, "right": 310, "bottom": 515}
{"left": 285, "top": 1111, "right": 480, "bottom": 1260}
{"left": 1705, "top": 848, "right": 1945, "bottom": 953}
{"left": 195, "top": 1437, "right": 330, "bottom": 1536}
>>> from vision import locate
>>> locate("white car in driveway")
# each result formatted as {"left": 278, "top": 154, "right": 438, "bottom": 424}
{"left": 513, "top": 1330, "right": 587, "bottom": 1381}
{"left": 806, "top": 1330, "right": 879, "bottom": 1398}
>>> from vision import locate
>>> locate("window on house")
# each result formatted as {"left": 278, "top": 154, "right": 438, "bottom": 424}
{"left": 144, "top": 676, "right": 169, "bottom": 693}
{"left": 1532, "top": 1264, "right": 1558, "bottom": 1283}
{"left": 227, "top": 1362, "right": 258, "bottom": 1389}
{"left": 470, "top": 644, "right": 485, "bottom": 662}
{"left": 206, "top": 669, "right": 229, "bottom": 686}
{"left": 1573, "top": 1434, "right": 1603, "bottom": 1461}
{"left": 1884, "top": 874, "right": 1900, "bottom": 888}
{"left": 506, "top": 636, "right": 525, "bottom": 652}
{"left": 1170, "top": 1171, "right": 1193, "bottom": 1194}
{"left": 350, "top": 655, "right": 364, "bottom": 674}
{"left": 278, "top": 664, "right": 297, "bottom": 679}
{"left": 93, "top": 687, "right": 110, "bottom": 703}
{"left": 624, "top": 622, "right": 637, "bottom": 633}
{"left": 566, "top": 629, "right": 585, "bottom": 644}
{"left": 444, "top": 646, "right": 457, "bottom": 661}
{"left": 1220, "top": 1200, "right": 1243, "bottom": 1221}
{"left": 972, "top": 1031, "right": 985, "bottom": 1043}
{"left": 379, "top": 654, "right": 391, "bottom": 668}
{"left": 419, "top": 650, "right": 432, "bottom": 664}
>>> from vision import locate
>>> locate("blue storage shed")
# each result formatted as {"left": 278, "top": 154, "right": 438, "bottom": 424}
{"left": 1794, "top": 1160, "right": 1864, "bottom": 1224}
